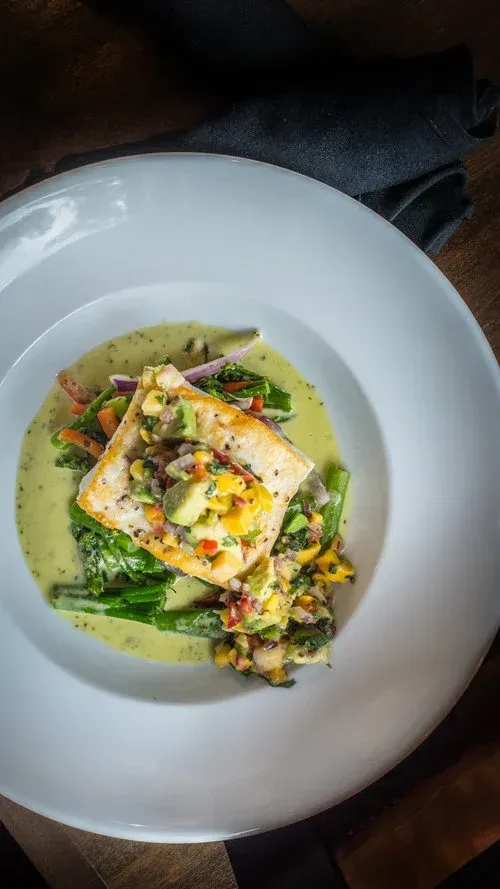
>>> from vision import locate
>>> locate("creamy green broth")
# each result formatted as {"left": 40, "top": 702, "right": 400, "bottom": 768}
{"left": 16, "top": 322, "right": 338, "bottom": 663}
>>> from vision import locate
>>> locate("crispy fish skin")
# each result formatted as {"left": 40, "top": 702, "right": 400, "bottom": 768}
{"left": 78, "top": 365, "right": 313, "bottom": 586}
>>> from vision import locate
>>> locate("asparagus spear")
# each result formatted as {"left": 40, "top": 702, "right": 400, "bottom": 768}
{"left": 52, "top": 583, "right": 170, "bottom": 624}
{"left": 156, "top": 609, "right": 226, "bottom": 639}
{"left": 321, "top": 466, "right": 350, "bottom": 548}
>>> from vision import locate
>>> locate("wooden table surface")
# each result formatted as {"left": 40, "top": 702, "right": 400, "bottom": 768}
{"left": 1, "top": 2, "right": 499, "bottom": 888}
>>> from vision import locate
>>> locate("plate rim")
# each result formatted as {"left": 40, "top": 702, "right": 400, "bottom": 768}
{"left": 1, "top": 152, "right": 499, "bottom": 841}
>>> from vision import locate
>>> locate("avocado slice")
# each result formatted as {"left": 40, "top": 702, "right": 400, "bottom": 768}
{"left": 245, "top": 557, "right": 278, "bottom": 602}
{"left": 163, "top": 479, "right": 210, "bottom": 526}
{"left": 161, "top": 398, "right": 197, "bottom": 441}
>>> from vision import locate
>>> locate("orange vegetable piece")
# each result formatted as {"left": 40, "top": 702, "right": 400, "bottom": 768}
{"left": 97, "top": 406, "right": 120, "bottom": 439}
{"left": 58, "top": 429, "right": 104, "bottom": 460}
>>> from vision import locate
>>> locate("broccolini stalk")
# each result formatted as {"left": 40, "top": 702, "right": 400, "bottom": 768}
{"left": 156, "top": 609, "right": 226, "bottom": 639}
{"left": 321, "top": 467, "right": 350, "bottom": 547}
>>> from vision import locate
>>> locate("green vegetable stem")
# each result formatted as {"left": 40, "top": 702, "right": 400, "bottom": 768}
{"left": 321, "top": 466, "right": 350, "bottom": 547}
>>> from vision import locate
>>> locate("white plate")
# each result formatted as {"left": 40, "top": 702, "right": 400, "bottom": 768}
{"left": 0, "top": 155, "right": 499, "bottom": 841}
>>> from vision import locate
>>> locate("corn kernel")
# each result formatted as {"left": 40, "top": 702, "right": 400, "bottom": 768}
{"left": 206, "top": 493, "right": 232, "bottom": 514}
{"left": 211, "top": 551, "right": 243, "bottom": 584}
{"left": 141, "top": 389, "right": 166, "bottom": 417}
{"left": 295, "top": 595, "right": 315, "bottom": 607}
{"left": 315, "top": 549, "right": 340, "bottom": 572}
{"left": 162, "top": 532, "right": 178, "bottom": 548}
{"left": 141, "top": 368, "right": 156, "bottom": 389}
{"left": 295, "top": 543, "right": 321, "bottom": 566}
{"left": 129, "top": 459, "right": 145, "bottom": 481}
{"left": 263, "top": 592, "right": 281, "bottom": 614}
{"left": 268, "top": 667, "right": 287, "bottom": 686}
{"left": 214, "top": 643, "right": 232, "bottom": 667}
{"left": 216, "top": 473, "right": 246, "bottom": 495}
{"left": 144, "top": 504, "right": 165, "bottom": 524}
{"left": 221, "top": 505, "right": 254, "bottom": 536}
{"left": 193, "top": 450, "right": 212, "bottom": 465}
{"left": 255, "top": 483, "right": 273, "bottom": 512}
{"left": 139, "top": 427, "right": 152, "bottom": 444}
{"left": 310, "top": 511, "right": 323, "bottom": 524}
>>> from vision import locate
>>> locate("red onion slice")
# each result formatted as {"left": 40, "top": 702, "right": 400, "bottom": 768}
{"left": 248, "top": 412, "right": 283, "bottom": 436}
{"left": 182, "top": 332, "right": 261, "bottom": 382}
{"left": 232, "top": 396, "right": 253, "bottom": 411}
{"left": 109, "top": 374, "right": 138, "bottom": 392}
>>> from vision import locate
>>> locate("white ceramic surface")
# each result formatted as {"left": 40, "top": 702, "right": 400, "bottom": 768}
{"left": 0, "top": 154, "right": 499, "bottom": 841}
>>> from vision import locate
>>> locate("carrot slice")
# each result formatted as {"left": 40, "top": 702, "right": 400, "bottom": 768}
{"left": 57, "top": 371, "right": 92, "bottom": 404}
{"left": 250, "top": 395, "right": 264, "bottom": 412}
{"left": 58, "top": 429, "right": 104, "bottom": 459}
{"left": 222, "top": 381, "right": 252, "bottom": 393}
{"left": 70, "top": 403, "right": 87, "bottom": 416}
{"left": 97, "top": 406, "right": 120, "bottom": 439}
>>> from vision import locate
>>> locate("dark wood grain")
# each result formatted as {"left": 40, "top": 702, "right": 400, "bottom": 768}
{"left": 0, "top": 2, "right": 499, "bottom": 888}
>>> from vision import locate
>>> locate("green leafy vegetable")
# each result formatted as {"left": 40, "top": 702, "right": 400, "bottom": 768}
{"left": 55, "top": 451, "right": 92, "bottom": 473}
{"left": 51, "top": 386, "right": 115, "bottom": 450}
{"left": 321, "top": 467, "right": 350, "bottom": 548}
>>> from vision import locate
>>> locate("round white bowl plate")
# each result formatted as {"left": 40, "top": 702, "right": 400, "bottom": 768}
{"left": 0, "top": 155, "right": 498, "bottom": 841}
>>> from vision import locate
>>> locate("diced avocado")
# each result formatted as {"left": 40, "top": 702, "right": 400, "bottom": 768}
{"left": 131, "top": 481, "right": 156, "bottom": 504}
{"left": 161, "top": 398, "right": 197, "bottom": 441}
{"left": 284, "top": 512, "right": 309, "bottom": 535}
{"left": 245, "top": 557, "right": 278, "bottom": 602}
{"left": 165, "top": 462, "right": 191, "bottom": 482}
{"left": 189, "top": 512, "right": 220, "bottom": 541}
{"left": 163, "top": 479, "right": 210, "bottom": 526}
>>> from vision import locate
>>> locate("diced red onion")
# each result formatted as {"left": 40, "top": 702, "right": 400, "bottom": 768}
{"left": 247, "top": 412, "right": 283, "bottom": 436}
{"left": 178, "top": 442, "right": 197, "bottom": 456}
{"left": 232, "top": 396, "right": 253, "bottom": 411}
{"left": 290, "top": 606, "right": 315, "bottom": 624}
{"left": 182, "top": 332, "right": 261, "bottom": 382}
{"left": 303, "top": 500, "right": 313, "bottom": 520}
{"left": 150, "top": 478, "right": 164, "bottom": 501}
{"left": 160, "top": 406, "right": 174, "bottom": 424}
{"left": 168, "top": 454, "right": 196, "bottom": 473}
{"left": 308, "top": 522, "right": 323, "bottom": 542}
{"left": 229, "top": 578, "right": 242, "bottom": 592}
{"left": 307, "top": 471, "right": 330, "bottom": 509}
{"left": 163, "top": 520, "right": 183, "bottom": 536}
{"left": 109, "top": 374, "right": 138, "bottom": 392}
{"left": 241, "top": 583, "right": 250, "bottom": 594}
{"left": 263, "top": 640, "right": 278, "bottom": 650}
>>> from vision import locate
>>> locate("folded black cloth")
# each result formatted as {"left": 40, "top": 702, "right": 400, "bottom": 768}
{"left": 14, "top": 1, "right": 500, "bottom": 254}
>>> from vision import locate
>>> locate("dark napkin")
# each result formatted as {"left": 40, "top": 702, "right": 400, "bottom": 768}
{"left": 13, "top": 1, "right": 500, "bottom": 253}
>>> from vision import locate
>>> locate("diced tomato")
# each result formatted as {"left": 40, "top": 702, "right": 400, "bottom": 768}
{"left": 189, "top": 463, "right": 207, "bottom": 481}
{"left": 239, "top": 594, "right": 254, "bottom": 616}
{"left": 212, "top": 449, "right": 255, "bottom": 483}
{"left": 234, "top": 495, "right": 247, "bottom": 508}
{"left": 227, "top": 600, "right": 241, "bottom": 629}
{"left": 212, "top": 448, "right": 231, "bottom": 465}
{"left": 200, "top": 539, "right": 218, "bottom": 555}
{"left": 250, "top": 395, "right": 264, "bottom": 412}
{"left": 222, "top": 380, "right": 253, "bottom": 393}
